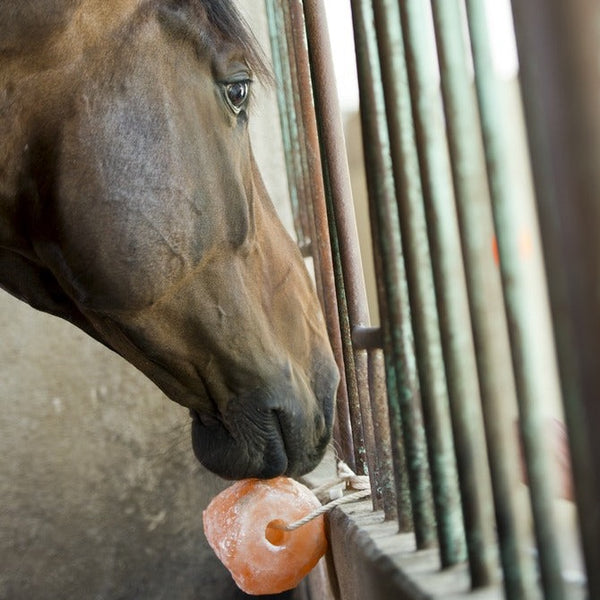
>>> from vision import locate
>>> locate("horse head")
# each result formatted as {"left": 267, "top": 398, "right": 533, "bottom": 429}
{"left": 0, "top": 0, "right": 338, "bottom": 479}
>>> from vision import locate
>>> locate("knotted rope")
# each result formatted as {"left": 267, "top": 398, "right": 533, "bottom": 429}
{"left": 274, "top": 461, "right": 371, "bottom": 532}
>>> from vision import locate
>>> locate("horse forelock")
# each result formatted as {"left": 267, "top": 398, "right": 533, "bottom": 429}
{"left": 200, "top": 0, "right": 271, "bottom": 80}
{"left": 156, "top": 0, "right": 272, "bottom": 83}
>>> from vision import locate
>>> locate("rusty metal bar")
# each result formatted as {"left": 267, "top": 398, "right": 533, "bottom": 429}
{"left": 429, "top": 1, "right": 538, "bottom": 596}
{"left": 288, "top": 0, "right": 375, "bottom": 478}
{"left": 299, "top": 0, "right": 388, "bottom": 497}
{"left": 297, "top": 0, "right": 371, "bottom": 337}
{"left": 464, "top": 2, "right": 566, "bottom": 598}
{"left": 398, "top": 0, "right": 498, "bottom": 586}
{"left": 510, "top": 0, "right": 600, "bottom": 596}
{"left": 350, "top": 0, "right": 436, "bottom": 547}
{"left": 368, "top": 349, "right": 398, "bottom": 520}
{"left": 264, "top": 0, "right": 356, "bottom": 471}
{"left": 325, "top": 189, "right": 371, "bottom": 478}
{"left": 371, "top": 0, "right": 465, "bottom": 567}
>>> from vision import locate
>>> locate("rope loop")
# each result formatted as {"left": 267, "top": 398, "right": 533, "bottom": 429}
{"left": 274, "top": 461, "right": 371, "bottom": 532}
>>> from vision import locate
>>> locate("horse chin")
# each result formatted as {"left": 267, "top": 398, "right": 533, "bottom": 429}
{"left": 190, "top": 410, "right": 290, "bottom": 480}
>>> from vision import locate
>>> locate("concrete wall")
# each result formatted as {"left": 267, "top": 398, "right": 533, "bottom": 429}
{"left": 0, "top": 4, "right": 293, "bottom": 599}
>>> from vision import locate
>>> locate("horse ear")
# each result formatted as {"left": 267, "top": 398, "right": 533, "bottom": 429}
{"left": 516, "top": 417, "right": 575, "bottom": 502}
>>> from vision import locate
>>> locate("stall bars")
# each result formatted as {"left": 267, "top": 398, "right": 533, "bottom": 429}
{"left": 264, "top": 0, "right": 598, "bottom": 598}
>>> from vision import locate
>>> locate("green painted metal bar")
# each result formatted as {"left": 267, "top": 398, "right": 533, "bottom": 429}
{"left": 264, "top": 0, "right": 357, "bottom": 472}
{"left": 371, "top": 0, "right": 465, "bottom": 567}
{"left": 398, "top": 0, "right": 497, "bottom": 587}
{"left": 264, "top": 0, "right": 309, "bottom": 250}
{"left": 350, "top": 0, "right": 436, "bottom": 547}
{"left": 429, "top": 1, "right": 537, "bottom": 596}
{"left": 278, "top": 1, "right": 315, "bottom": 254}
{"left": 368, "top": 203, "right": 413, "bottom": 531}
{"left": 464, "top": 2, "right": 566, "bottom": 598}
{"left": 510, "top": 0, "right": 600, "bottom": 596}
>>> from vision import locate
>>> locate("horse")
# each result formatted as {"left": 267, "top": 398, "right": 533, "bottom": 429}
{"left": 0, "top": 0, "right": 338, "bottom": 487}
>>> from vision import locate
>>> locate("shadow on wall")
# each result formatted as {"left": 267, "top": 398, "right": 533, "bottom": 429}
{"left": 0, "top": 291, "right": 245, "bottom": 599}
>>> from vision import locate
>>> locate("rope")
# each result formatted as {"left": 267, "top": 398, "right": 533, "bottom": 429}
{"left": 273, "top": 461, "right": 371, "bottom": 532}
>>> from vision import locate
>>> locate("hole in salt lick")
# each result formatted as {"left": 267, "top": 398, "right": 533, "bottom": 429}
{"left": 265, "top": 519, "right": 291, "bottom": 546}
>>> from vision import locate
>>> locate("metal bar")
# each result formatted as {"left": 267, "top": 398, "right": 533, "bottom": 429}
{"left": 372, "top": 0, "right": 465, "bottom": 567}
{"left": 429, "top": 1, "right": 537, "bottom": 596}
{"left": 368, "top": 349, "right": 398, "bottom": 520}
{"left": 368, "top": 190, "right": 413, "bottom": 531}
{"left": 278, "top": 1, "right": 315, "bottom": 251}
{"left": 297, "top": 0, "right": 370, "bottom": 337}
{"left": 398, "top": 0, "right": 498, "bottom": 586}
{"left": 286, "top": 0, "right": 375, "bottom": 473}
{"left": 323, "top": 166, "right": 370, "bottom": 476}
{"left": 510, "top": 0, "right": 600, "bottom": 595}
{"left": 464, "top": 2, "right": 566, "bottom": 597}
{"left": 350, "top": 0, "right": 436, "bottom": 548}
{"left": 265, "top": 0, "right": 356, "bottom": 471}
{"left": 264, "top": 0, "right": 309, "bottom": 248}
{"left": 300, "top": 0, "right": 389, "bottom": 496}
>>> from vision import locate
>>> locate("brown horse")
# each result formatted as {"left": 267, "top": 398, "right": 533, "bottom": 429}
{"left": 0, "top": 0, "right": 338, "bottom": 480}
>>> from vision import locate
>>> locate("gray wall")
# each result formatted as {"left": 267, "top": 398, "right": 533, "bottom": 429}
{"left": 0, "top": 4, "right": 291, "bottom": 599}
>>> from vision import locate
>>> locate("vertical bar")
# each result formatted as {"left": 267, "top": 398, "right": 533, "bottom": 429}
{"left": 372, "top": 0, "right": 465, "bottom": 567}
{"left": 264, "top": 0, "right": 356, "bottom": 471}
{"left": 279, "top": 0, "right": 314, "bottom": 254}
{"left": 290, "top": 0, "right": 371, "bottom": 478}
{"left": 399, "top": 0, "right": 498, "bottom": 586}
{"left": 350, "top": 0, "right": 436, "bottom": 548}
{"left": 464, "top": 2, "right": 566, "bottom": 598}
{"left": 368, "top": 204, "right": 413, "bottom": 531}
{"left": 298, "top": 0, "right": 378, "bottom": 486}
{"left": 368, "top": 349, "right": 398, "bottom": 520}
{"left": 510, "top": 0, "right": 600, "bottom": 596}
{"left": 429, "top": 1, "right": 537, "bottom": 596}
{"left": 325, "top": 192, "right": 369, "bottom": 475}
{"left": 264, "top": 1, "right": 310, "bottom": 249}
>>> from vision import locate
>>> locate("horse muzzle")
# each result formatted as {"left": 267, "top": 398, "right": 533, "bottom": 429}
{"left": 190, "top": 357, "right": 338, "bottom": 480}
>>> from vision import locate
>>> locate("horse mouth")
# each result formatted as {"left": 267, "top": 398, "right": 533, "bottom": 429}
{"left": 189, "top": 407, "right": 290, "bottom": 480}
{"left": 185, "top": 359, "right": 336, "bottom": 480}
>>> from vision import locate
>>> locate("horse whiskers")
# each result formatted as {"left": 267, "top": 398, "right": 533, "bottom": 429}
{"left": 144, "top": 420, "right": 193, "bottom": 465}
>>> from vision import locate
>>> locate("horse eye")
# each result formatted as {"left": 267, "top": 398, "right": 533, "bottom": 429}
{"left": 225, "top": 81, "right": 250, "bottom": 114}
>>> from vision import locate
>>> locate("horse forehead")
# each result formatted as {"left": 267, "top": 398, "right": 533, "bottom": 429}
{"left": 0, "top": 1, "right": 138, "bottom": 49}
{"left": 1, "top": 1, "right": 261, "bottom": 76}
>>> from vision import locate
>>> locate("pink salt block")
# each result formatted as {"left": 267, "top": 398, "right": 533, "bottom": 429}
{"left": 203, "top": 476, "right": 327, "bottom": 595}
